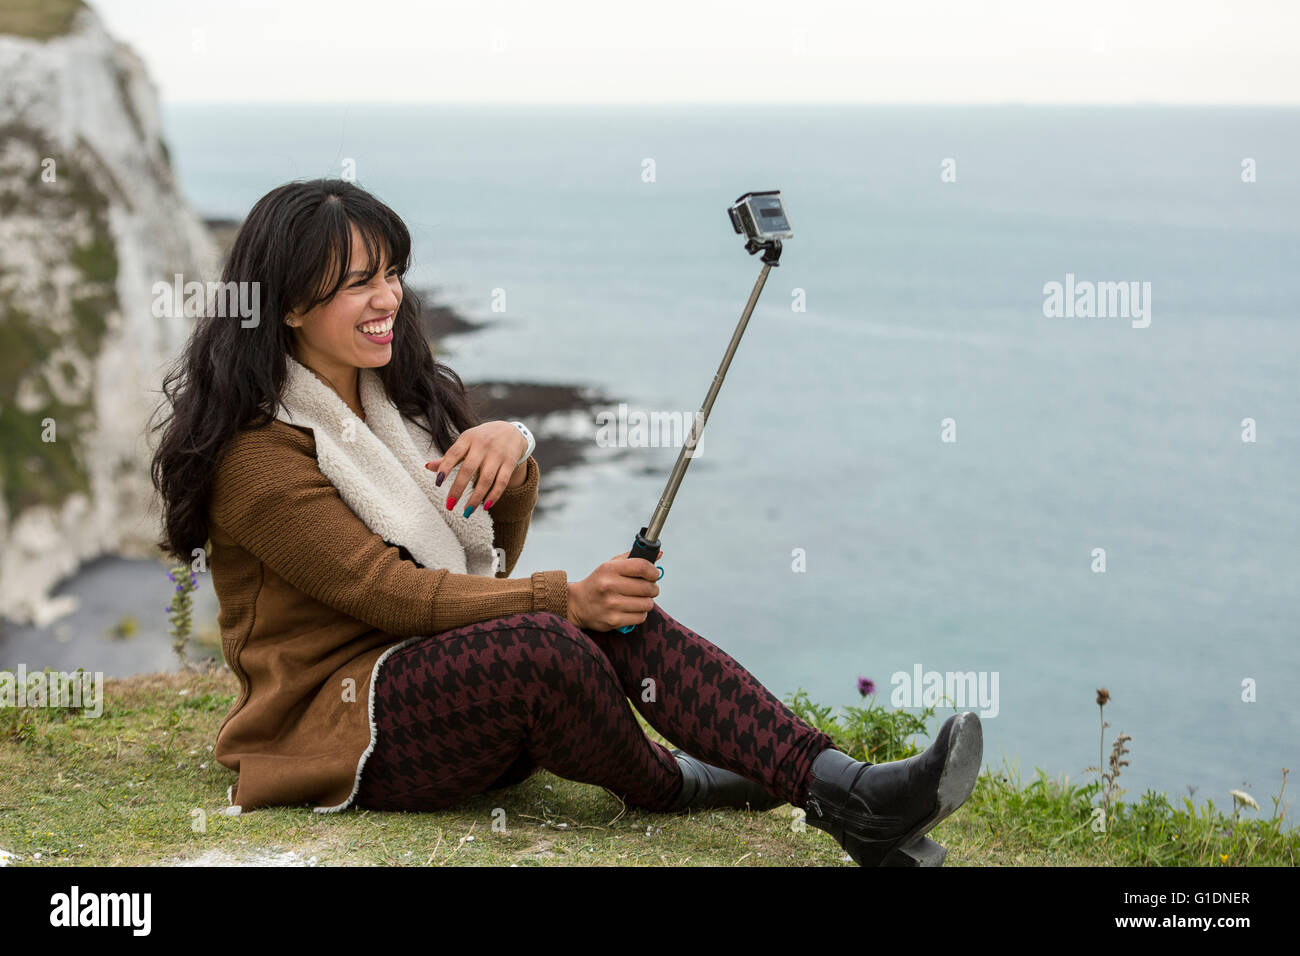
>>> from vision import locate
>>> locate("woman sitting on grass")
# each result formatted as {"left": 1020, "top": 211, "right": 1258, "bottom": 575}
{"left": 148, "top": 178, "right": 983, "bottom": 866}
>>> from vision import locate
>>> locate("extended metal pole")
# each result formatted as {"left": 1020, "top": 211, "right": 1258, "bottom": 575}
{"left": 645, "top": 260, "right": 773, "bottom": 541}
{"left": 621, "top": 239, "right": 783, "bottom": 581}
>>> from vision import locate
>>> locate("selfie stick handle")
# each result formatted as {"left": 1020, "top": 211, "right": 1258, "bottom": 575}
{"left": 618, "top": 239, "right": 783, "bottom": 633}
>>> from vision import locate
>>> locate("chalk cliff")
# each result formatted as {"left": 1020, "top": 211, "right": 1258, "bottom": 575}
{"left": 0, "top": 1, "right": 218, "bottom": 625}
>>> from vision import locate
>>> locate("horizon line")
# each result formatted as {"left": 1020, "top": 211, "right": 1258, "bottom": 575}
{"left": 160, "top": 99, "right": 1300, "bottom": 108}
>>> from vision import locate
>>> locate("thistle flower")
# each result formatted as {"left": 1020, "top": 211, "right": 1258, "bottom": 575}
{"left": 857, "top": 676, "right": 875, "bottom": 698}
{"left": 1096, "top": 688, "right": 1110, "bottom": 706}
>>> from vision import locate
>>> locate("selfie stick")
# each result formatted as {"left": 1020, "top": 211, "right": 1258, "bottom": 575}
{"left": 618, "top": 191, "right": 792, "bottom": 633}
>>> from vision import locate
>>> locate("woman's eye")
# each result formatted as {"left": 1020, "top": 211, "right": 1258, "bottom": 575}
{"left": 350, "top": 268, "right": 399, "bottom": 289}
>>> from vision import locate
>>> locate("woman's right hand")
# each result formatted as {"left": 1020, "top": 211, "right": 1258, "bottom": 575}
{"left": 565, "top": 549, "right": 663, "bottom": 632}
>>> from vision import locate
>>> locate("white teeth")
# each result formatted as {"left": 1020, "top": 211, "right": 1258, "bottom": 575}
{"left": 358, "top": 316, "right": 394, "bottom": 335}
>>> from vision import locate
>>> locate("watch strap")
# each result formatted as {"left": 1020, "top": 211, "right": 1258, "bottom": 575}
{"left": 509, "top": 421, "right": 535, "bottom": 466}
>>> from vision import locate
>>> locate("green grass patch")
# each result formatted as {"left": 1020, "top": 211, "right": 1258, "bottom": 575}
{"left": 0, "top": 0, "right": 86, "bottom": 41}
{"left": 0, "top": 671, "right": 1292, "bottom": 866}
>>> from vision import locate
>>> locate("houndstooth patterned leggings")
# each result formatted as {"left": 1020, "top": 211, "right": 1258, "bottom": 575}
{"left": 353, "top": 602, "right": 834, "bottom": 813}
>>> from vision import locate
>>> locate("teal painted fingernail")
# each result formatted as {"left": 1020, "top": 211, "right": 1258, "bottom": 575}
{"left": 463, "top": 505, "right": 475, "bottom": 518}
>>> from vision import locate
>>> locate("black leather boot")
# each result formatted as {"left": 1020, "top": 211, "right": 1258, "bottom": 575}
{"left": 802, "top": 712, "right": 983, "bottom": 867}
{"left": 667, "top": 749, "right": 786, "bottom": 812}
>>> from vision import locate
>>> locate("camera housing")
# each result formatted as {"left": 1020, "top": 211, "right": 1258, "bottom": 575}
{"left": 728, "top": 191, "right": 793, "bottom": 242}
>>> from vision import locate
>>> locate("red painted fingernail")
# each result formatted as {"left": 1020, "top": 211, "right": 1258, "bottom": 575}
{"left": 484, "top": 500, "right": 493, "bottom": 509}
{"left": 446, "top": 496, "right": 457, "bottom": 509}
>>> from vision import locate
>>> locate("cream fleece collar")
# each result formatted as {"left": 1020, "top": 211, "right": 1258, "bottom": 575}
{"left": 273, "top": 354, "right": 498, "bottom": 576}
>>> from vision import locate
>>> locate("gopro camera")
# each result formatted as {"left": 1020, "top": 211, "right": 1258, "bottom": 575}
{"left": 727, "top": 191, "right": 793, "bottom": 242}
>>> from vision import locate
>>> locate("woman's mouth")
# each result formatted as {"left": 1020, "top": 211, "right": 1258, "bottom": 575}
{"left": 357, "top": 312, "right": 395, "bottom": 344}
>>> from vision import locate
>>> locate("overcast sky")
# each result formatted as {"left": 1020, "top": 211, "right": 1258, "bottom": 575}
{"left": 93, "top": 0, "right": 1299, "bottom": 104}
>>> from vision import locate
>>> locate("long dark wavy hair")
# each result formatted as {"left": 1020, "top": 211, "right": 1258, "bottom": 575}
{"left": 149, "top": 178, "right": 481, "bottom": 563}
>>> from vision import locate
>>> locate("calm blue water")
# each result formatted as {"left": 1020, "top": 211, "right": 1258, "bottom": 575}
{"left": 162, "top": 104, "right": 1300, "bottom": 823}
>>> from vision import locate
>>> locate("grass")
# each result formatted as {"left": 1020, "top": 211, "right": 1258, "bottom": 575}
{"left": 0, "top": 0, "right": 86, "bottom": 41}
{"left": 0, "top": 669, "right": 1294, "bottom": 867}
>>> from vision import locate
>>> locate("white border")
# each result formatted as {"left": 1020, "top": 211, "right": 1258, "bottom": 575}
{"left": 311, "top": 634, "right": 427, "bottom": 814}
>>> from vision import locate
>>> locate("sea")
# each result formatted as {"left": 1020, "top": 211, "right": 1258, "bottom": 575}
{"left": 148, "top": 104, "right": 1300, "bottom": 820}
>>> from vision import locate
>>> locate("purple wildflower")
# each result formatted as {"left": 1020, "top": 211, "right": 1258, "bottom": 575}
{"left": 857, "top": 676, "right": 875, "bottom": 697}
{"left": 175, "top": 584, "right": 183, "bottom": 593}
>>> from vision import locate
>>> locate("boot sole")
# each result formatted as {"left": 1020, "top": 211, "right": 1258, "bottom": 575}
{"left": 875, "top": 711, "right": 983, "bottom": 867}
{"left": 881, "top": 835, "right": 948, "bottom": 866}
{"left": 837, "top": 712, "right": 977, "bottom": 868}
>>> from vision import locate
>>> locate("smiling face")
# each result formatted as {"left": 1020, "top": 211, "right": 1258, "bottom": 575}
{"left": 284, "top": 220, "right": 403, "bottom": 399}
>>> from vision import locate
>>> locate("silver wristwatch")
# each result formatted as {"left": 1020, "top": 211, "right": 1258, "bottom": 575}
{"left": 509, "top": 421, "right": 535, "bottom": 466}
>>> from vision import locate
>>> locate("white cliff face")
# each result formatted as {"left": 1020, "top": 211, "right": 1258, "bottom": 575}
{"left": 0, "top": 5, "right": 218, "bottom": 625}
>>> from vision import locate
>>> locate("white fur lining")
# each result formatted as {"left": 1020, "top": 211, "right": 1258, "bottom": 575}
{"left": 274, "top": 353, "right": 497, "bottom": 576}
{"left": 311, "top": 633, "right": 426, "bottom": 814}
{"left": 223, "top": 639, "right": 422, "bottom": 813}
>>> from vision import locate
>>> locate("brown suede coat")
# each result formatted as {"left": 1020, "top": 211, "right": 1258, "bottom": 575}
{"left": 207, "top": 419, "right": 569, "bottom": 812}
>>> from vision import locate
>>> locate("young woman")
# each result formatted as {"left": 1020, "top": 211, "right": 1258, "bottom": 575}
{"left": 149, "top": 178, "right": 983, "bottom": 866}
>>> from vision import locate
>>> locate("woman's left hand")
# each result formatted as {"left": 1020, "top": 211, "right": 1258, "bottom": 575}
{"left": 425, "top": 421, "right": 528, "bottom": 516}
